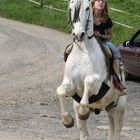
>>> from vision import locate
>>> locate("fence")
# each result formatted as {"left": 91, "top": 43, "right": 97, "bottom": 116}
{"left": 29, "top": 0, "right": 43, "bottom": 7}
{"left": 29, "top": 0, "right": 140, "bottom": 29}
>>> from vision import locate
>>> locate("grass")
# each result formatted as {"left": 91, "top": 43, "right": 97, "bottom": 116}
{"left": 0, "top": 0, "right": 140, "bottom": 44}
{"left": 0, "top": 0, "right": 69, "bottom": 32}
{"left": 108, "top": 0, "right": 140, "bottom": 44}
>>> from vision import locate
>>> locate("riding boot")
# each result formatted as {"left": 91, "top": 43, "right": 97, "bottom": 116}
{"left": 113, "top": 80, "right": 127, "bottom": 95}
{"left": 64, "top": 43, "right": 73, "bottom": 62}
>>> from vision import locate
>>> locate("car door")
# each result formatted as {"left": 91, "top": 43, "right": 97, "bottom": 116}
{"left": 121, "top": 45, "right": 139, "bottom": 76}
{"left": 121, "top": 29, "right": 140, "bottom": 77}
{"left": 127, "top": 30, "right": 140, "bottom": 76}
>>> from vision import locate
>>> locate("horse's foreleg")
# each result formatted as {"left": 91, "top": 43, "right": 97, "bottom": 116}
{"left": 80, "top": 75, "right": 101, "bottom": 106}
{"left": 74, "top": 101, "right": 89, "bottom": 140}
{"left": 78, "top": 105, "right": 90, "bottom": 120}
{"left": 78, "top": 77, "right": 90, "bottom": 119}
{"left": 79, "top": 75, "right": 100, "bottom": 119}
{"left": 57, "top": 85, "right": 74, "bottom": 128}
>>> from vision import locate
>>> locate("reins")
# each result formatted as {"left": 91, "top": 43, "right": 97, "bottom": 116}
{"left": 85, "top": 6, "right": 95, "bottom": 40}
{"left": 87, "top": 33, "right": 94, "bottom": 39}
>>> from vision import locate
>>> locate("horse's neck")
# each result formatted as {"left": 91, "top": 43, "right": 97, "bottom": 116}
{"left": 73, "top": 37, "right": 102, "bottom": 54}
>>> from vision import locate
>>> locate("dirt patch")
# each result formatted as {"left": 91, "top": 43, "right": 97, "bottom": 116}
{"left": 0, "top": 18, "right": 139, "bottom": 140}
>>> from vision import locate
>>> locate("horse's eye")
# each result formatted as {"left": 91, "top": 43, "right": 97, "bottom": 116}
{"left": 86, "top": 7, "right": 89, "bottom": 11}
{"left": 71, "top": 0, "right": 74, "bottom": 3}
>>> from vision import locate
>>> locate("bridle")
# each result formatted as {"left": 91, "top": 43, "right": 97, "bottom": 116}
{"left": 68, "top": 1, "right": 94, "bottom": 41}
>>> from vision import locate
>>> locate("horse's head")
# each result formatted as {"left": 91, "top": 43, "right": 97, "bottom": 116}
{"left": 69, "top": 0, "right": 93, "bottom": 42}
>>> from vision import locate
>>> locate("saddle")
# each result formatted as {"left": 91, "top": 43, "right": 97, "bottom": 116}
{"left": 64, "top": 43, "right": 73, "bottom": 62}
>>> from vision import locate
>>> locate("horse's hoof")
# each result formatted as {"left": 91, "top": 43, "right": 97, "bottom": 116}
{"left": 63, "top": 117, "right": 74, "bottom": 128}
{"left": 78, "top": 111, "right": 90, "bottom": 120}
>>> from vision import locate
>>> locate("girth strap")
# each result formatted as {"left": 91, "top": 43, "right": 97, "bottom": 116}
{"left": 72, "top": 82, "right": 110, "bottom": 104}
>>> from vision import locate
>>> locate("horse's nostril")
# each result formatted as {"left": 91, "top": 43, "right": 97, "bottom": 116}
{"left": 73, "top": 33, "right": 75, "bottom": 36}
{"left": 80, "top": 32, "right": 85, "bottom": 39}
{"left": 81, "top": 32, "right": 85, "bottom": 38}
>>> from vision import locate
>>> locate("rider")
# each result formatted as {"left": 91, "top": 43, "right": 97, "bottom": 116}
{"left": 92, "top": 0, "right": 127, "bottom": 94}
{"left": 64, "top": 0, "right": 127, "bottom": 95}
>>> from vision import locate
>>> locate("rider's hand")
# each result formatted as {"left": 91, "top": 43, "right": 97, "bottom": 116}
{"left": 94, "top": 31, "right": 102, "bottom": 38}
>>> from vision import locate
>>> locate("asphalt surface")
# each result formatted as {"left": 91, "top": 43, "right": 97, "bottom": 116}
{"left": 0, "top": 17, "right": 139, "bottom": 140}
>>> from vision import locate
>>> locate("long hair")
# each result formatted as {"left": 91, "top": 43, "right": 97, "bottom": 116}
{"left": 92, "top": 0, "right": 109, "bottom": 22}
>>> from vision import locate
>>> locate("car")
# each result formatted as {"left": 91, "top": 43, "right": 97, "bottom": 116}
{"left": 119, "top": 29, "right": 140, "bottom": 79}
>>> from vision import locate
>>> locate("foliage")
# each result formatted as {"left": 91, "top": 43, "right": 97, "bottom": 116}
{"left": 0, "top": 0, "right": 139, "bottom": 44}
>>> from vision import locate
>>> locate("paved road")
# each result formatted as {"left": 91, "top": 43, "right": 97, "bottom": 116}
{"left": 0, "top": 17, "right": 139, "bottom": 140}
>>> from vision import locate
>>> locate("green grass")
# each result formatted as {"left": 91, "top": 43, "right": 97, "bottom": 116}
{"left": 0, "top": 0, "right": 69, "bottom": 32}
{"left": 0, "top": 0, "right": 139, "bottom": 44}
{"left": 109, "top": 0, "right": 140, "bottom": 15}
{"left": 108, "top": 0, "right": 140, "bottom": 44}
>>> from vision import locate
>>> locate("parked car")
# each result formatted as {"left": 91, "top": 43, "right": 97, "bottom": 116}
{"left": 119, "top": 29, "right": 140, "bottom": 79}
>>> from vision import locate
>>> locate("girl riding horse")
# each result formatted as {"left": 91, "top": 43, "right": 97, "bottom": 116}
{"left": 64, "top": 0, "right": 127, "bottom": 95}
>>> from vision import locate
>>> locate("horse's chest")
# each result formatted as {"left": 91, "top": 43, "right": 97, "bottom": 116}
{"left": 68, "top": 55, "right": 99, "bottom": 76}
{"left": 67, "top": 58, "right": 99, "bottom": 84}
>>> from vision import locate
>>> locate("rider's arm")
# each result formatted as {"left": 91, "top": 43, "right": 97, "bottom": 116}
{"left": 101, "top": 28, "right": 113, "bottom": 40}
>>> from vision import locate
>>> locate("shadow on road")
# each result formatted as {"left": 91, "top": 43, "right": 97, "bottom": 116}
{"left": 126, "top": 76, "right": 140, "bottom": 83}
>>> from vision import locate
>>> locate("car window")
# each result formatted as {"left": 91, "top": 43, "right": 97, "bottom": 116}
{"left": 133, "top": 32, "right": 140, "bottom": 47}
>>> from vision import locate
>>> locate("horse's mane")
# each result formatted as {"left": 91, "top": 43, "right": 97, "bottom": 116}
{"left": 68, "top": 1, "right": 81, "bottom": 24}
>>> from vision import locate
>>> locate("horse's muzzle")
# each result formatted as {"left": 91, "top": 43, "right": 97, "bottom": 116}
{"left": 73, "top": 32, "right": 85, "bottom": 42}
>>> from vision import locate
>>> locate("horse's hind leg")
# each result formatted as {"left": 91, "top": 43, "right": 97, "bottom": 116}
{"left": 107, "top": 96, "right": 126, "bottom": 140}
{"left": 57, "top": 85, "right": 74, "bottom": 128}
{"left": 107, "top": 107, "right": 124, "bottom": 140}
{"left": 74, "top": 101, "right": 89, "bottom": 140}
{"left": 107, "top": 111, "right": 114, "bottom": 140}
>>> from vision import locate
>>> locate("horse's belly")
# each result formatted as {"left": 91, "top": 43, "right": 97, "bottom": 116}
{"left": 88, "top": 88, "right": 118, "bottom": 109}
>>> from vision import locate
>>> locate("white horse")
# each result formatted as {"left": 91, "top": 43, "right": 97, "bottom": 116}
{"left": 57, "top": 0, "right": 126, "bottom": 140}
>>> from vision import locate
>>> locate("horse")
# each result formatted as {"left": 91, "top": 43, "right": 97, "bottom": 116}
{"left": 56, "top": 0, "right": 126, "bottom": 140}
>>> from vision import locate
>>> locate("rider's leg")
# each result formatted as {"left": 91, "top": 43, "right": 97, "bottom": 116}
{"left": 113, "top": 59, "right": 127, "bottom": 94}
{"left": 113, "top": 59, "right": 120, "bottom": 76}
{"left": 104, "top": 41, "right": 127, "bottom": 95}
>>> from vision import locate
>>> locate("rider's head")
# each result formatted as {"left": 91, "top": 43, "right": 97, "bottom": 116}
{"left": 92, "top": 0, "right": 109, "bottom": 22}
